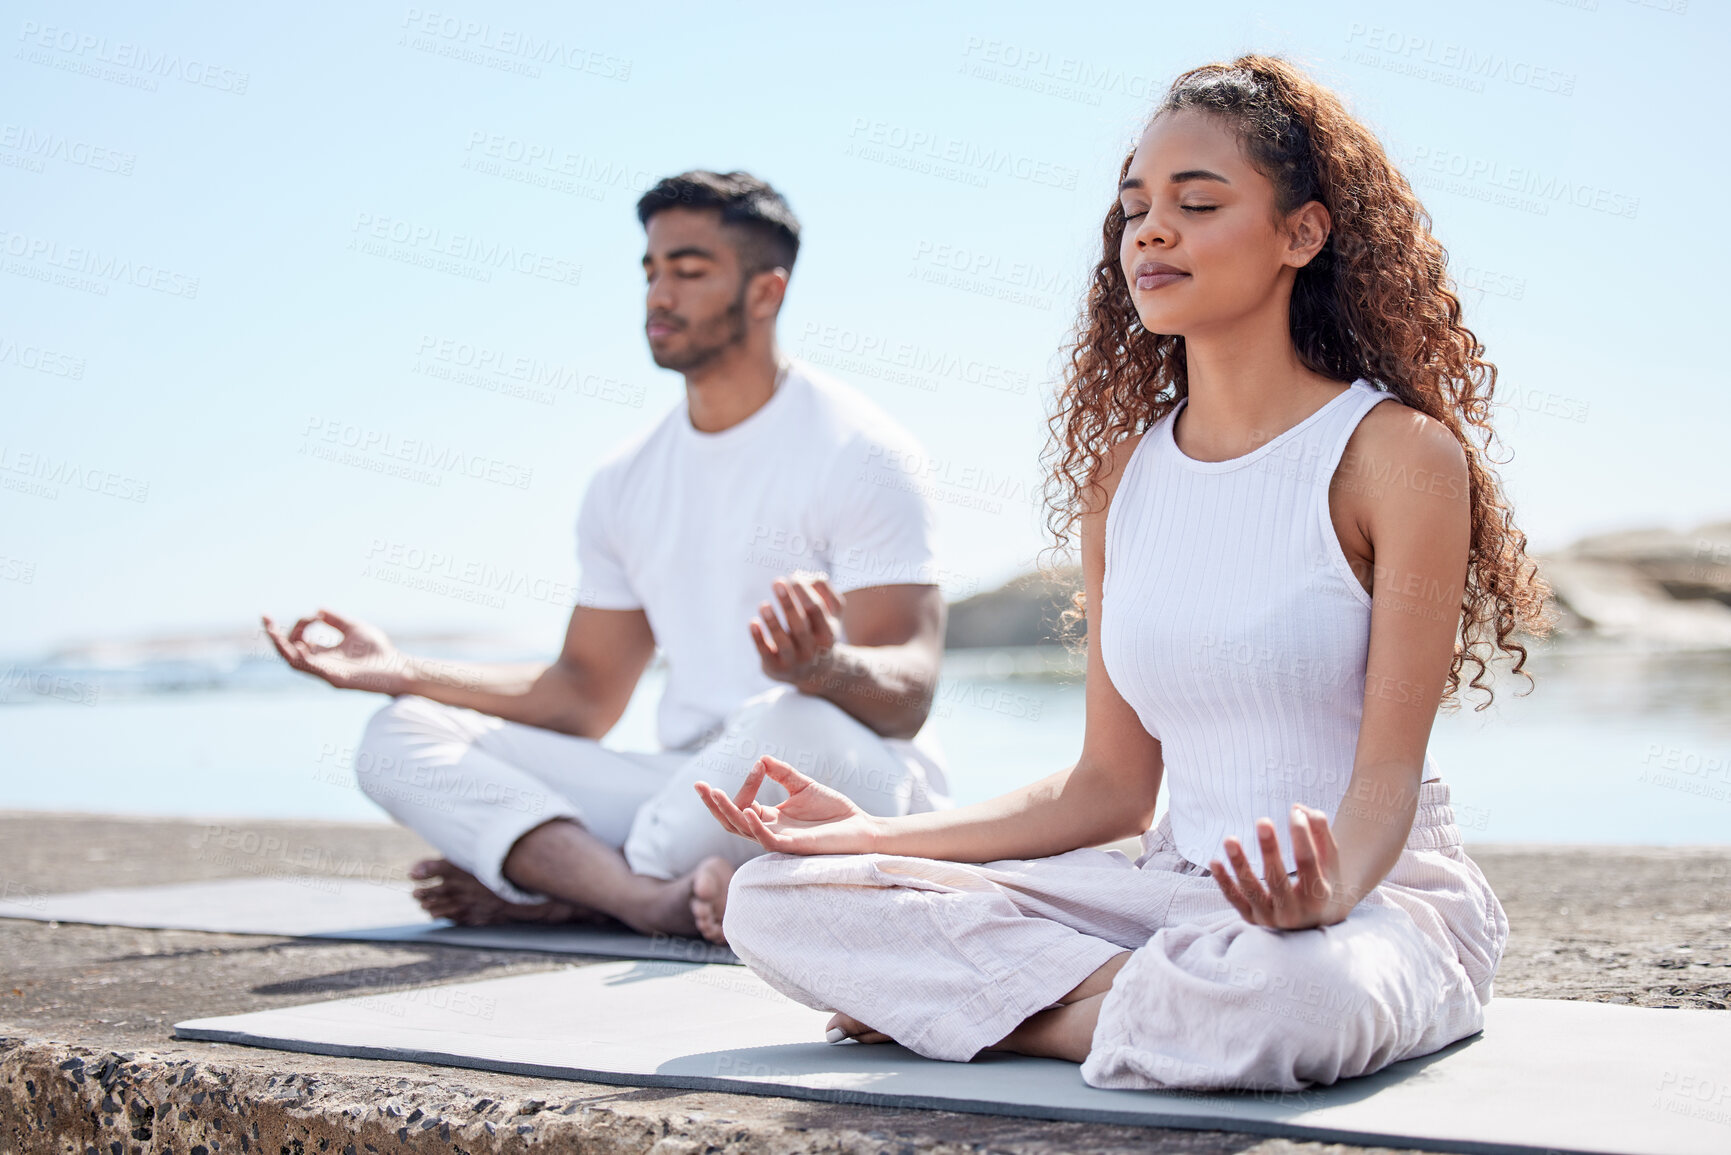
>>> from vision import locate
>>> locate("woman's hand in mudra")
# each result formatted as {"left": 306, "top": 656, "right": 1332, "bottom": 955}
{"left": 694, "top": 755, "right": 885, "bottom": 856}
{"left": 1209, "top": 805, "right": 1350, "bottom": 930}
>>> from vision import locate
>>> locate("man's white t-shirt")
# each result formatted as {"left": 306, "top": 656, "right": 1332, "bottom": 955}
{"left": 574, "top": 358, "right": 947, "bottom": 784}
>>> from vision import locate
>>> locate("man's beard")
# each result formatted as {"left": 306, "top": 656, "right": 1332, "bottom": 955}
{"left": 650, "top": 287, "right": 748, "bottom": 372}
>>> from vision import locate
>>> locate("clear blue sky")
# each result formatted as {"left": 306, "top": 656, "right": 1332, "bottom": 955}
{"left": 3, "top": 0, "right": 1723, "bottom": 656}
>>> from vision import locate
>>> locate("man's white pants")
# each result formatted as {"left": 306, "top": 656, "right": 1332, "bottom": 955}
{"left": 352, "top": 684, "right": 950, "bottom": 902}
{"left": 722, "top": 779, "right": 1508, "bottom": 1092}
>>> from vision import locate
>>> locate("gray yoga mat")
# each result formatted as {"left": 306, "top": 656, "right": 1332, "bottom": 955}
{"left": 0, "top": 876, "right": 737, "bottom": 964}
{"left": 173, "top": 959, "right": 1731, "bottom": 1155}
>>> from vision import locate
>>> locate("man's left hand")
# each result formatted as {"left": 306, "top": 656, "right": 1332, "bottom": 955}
{"left": 751, "top": 575, "right": 845, "bottom": 690}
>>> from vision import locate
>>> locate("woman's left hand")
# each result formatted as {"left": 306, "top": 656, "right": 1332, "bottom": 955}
{"left": 1209, "top": 804, "right": 1350, "bottom": 930}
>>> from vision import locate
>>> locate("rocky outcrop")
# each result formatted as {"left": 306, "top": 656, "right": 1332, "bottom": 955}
{"left": 1537, "top": 520, "right": 1731, "bottom": 648}
{"left": 943, "top": 566, "right": 1081, "bottom": 650}
{"left": 943, "top": 520, "right": 1731, "bottom": 651}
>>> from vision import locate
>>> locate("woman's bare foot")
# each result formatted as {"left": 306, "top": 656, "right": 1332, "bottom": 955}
{"left": 620, "top": 855, "right": 735, "bottom": 945}
{"left": 824, "top": 951, "right": 1133, "bottom": 1057}
{"left": 827, "top": 1000, "right": 1098, "bottom": 1058}
{"left": 408, "top": 859, "right": 614, "bottom": 927}
{"left": 986, "top": 994, "right": 1104, "bottom": 1061}
{"left": 825, "top": 1011, "right": 896, "bottom": 1045}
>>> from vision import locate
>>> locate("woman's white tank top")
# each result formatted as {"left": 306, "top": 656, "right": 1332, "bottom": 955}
{"left": 1099, "top": 378, "right": 1438, "bottom": 876}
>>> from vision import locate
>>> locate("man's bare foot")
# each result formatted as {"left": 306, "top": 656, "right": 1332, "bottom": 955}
{"left": 689, "top": 856, "right": 734, "bottom": 944}
{"left": 408, "top": 859, "right": 614, "bottom": 927}
{"left": 620, "top": 855, "right": 736, "bottom": 945}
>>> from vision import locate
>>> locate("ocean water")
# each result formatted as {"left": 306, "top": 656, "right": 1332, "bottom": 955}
{"left": 0, "top": 645, "right": 1727, "bottom": 845}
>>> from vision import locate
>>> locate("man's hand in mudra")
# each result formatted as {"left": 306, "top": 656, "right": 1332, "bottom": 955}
{"left": 749, "top": 574, "right": 845, "bottom": 690}
{"left": 262, "top": 608, "right": 409, "bottom": 695}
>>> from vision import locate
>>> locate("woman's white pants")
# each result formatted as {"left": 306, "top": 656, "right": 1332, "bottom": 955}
{"left": 722, "top": 779, "right": 1508, "bottom": 1093}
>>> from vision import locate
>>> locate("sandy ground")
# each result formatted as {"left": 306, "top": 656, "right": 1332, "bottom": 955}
{"left": 2, "top": 810, "right": 1728, "bottom": 1154}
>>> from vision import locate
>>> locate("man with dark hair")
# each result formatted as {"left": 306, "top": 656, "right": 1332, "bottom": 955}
{"left": 265, "top": 170, "right": 950, "bottom": 946}
{"left": 635, "top": 170, "right": 801, "bottom": 281}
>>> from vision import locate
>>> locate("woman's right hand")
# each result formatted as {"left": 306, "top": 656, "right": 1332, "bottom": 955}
{"left": 693, "top": 755, "right": 885, "bottom": 856}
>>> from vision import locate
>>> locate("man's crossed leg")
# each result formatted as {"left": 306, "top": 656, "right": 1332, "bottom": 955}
{"left": 354, "top": 684, "right": 943, "bottom": 944}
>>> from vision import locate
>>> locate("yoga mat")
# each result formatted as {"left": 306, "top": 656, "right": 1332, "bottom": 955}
{"left": 173, "top": 959, "right": 1731, "bottom": 1155}
{"left": 0, "top": 877, "right": 737, "bottom": 964}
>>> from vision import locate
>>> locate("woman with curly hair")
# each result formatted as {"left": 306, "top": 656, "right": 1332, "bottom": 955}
{"left": 692, "top": 54, "right": 1552, "bottom": 1091}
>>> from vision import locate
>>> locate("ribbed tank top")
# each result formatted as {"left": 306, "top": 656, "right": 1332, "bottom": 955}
{"left": 1099, "top": 378, "right": 1439, "bottom": 877}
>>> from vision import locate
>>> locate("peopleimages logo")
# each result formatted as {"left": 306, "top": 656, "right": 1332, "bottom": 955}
{"left": 957, "top": 35, "right": 1161, "bottom": 103}
{"left": 362, "top": 537, "right": 578, "bottom": 607}
{"left": 0, "top": 333, "right": 85, "bottom": 379}
{"left": 300, "top": 417, "right": 533, "bottom": 490}
{"left": 398, "top": 8, "right": 631, "bottom": 81}
{"left": 412, "top": 334, "right": 646, "bottom": 408}
{"left": 845, "top": 117, "right": 1079, "bottom": 191}
{"left": 461, "top": 131, "right": 653, "bottom": 192}
{"left": 798, "top": 323, "right": 1030, "bottom": 396}
{"left": 1405, "top": 146, "right": 1639, "bottom": 219}
{"left": 0, "top": 226, "right": 200, "bottom": 297}
{"left": 348, "top": 212, "right": 583, "bottom": 286}
{"left": 0, "top": 444, "right": 148, "bottom": 502}
{"left": 1344, "top": 23, "right": 1577, "bottom": 96}
{"left": 15, "top": 20, "right": 251, "bottom": 94}
{"left": 0, "top": 123, "right": 136, "bottom": 175}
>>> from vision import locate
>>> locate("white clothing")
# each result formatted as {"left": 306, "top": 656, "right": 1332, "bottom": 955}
{"left": 721, "top": 379, "right": 1508, "bottom": 1092}
{"left": 576, "top": 357, "right": 945, "bottom": 763}
{"left": 356, "top": 685, "right": 952, "bottom": 902}
{"left": 723, "top": 779, "right": 1508, "bottom": 1092}
{"left": 1100, "top": 379, "right": 1434, "bottom": 878}
{"left": 349, "top": 356, "right": 953, "bottom": 898}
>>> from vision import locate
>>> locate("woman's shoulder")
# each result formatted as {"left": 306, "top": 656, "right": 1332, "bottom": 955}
{"left": 1341, "top": 392, "right": 1469, "bottom": 506}
{"left": 1351, "top": 394, "right": 1466, "bottom": 469}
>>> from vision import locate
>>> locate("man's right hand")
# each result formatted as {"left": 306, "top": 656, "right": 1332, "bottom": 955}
{"left": 262, "top": 608, "right": 410, "bottom": 695}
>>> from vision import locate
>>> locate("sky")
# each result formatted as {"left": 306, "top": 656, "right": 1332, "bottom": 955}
{"left": 2, "top": 0, "right": 1724, "bottom": 657}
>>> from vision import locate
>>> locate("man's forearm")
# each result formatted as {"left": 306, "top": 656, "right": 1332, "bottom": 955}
{"left": 399, "top": 657, "right": 603, "bottom": 736}
{"left": 794, "top": 642, "right": 936, "bottom": 739}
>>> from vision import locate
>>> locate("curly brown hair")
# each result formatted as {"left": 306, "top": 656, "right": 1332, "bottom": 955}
{"left": 1040, "top": 54, "right": 1551, "bottom": 708}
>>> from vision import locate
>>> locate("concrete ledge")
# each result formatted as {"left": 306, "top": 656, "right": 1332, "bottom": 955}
{"left": 4, "top": 811, "right": 1727, "bottom": 1155}
{"left": 1, "top": 1035, "right": 1275, "bottom": 1155}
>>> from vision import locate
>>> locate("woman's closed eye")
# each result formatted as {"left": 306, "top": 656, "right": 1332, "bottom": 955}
{"left": 1122, "top": 205, "right": 1218, "bottom": 221}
